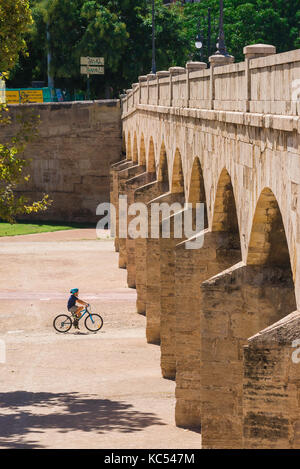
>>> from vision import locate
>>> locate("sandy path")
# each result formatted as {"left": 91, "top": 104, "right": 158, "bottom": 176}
{"left": 0, "top": 230, "right": 201, "bottom": 449}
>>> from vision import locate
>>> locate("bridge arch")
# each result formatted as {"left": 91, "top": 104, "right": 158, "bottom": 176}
{"left": 139, "top": 133, "right": 146, "bottom": 166}
{"left": 132, "top": 132, "right": 138, "bottom": 164}
{"left": 122, "top": 131, "right": 126, "bottom": 157}
{"left": 188, "top": 157, "right": 206, "bottom": 205}
{"left": 147, "top": 137, "right": 156, "bottom": 174}
{"left": 212, "top": 167, "right": 240, "bottom": 235}
{"left": 171, "top": 149, "right": 184, "bottom": 194}
{"left": 247, "top": 187, "right": 294, "bottom": 272}
{"left": 188, "top": 156, "right": 208, "bottom": 229}
{"left": 157, "top": 142, "right": 169, "bottom": 188}
{"left": 126, "top": 132, "right": 132, "bottom": 160}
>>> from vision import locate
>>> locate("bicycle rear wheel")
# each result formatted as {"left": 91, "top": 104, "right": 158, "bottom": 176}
{"left": 85, "top": 314, "right": 103, "bottom": 332}
{"left": 53, "top": 314, "right": 72, "bottom": 333}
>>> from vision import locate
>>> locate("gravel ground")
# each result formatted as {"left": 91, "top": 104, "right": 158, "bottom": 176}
{"left": 0, "top": 229, "right": 201, "bottom": 449}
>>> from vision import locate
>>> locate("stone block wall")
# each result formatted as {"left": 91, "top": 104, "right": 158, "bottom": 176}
{"left": 125, "top": 171, "right": 156, "bottom": 288}
{"left": 1, "top": 100, "right": 122, "bottom": 223}
{"left": 175, "top": 230, "right": 241, "bottom": 429}
{"left": 200, "top": 264, "right": 296, "bottom": 448}
{"left": 243, "top": 311, "right": 300, "bottom": 449}
{"left": 111, "top": 44, "right": 300, "bottom": 448}
{"left": 134, "top": 181, "right": 169, "bottom": 314}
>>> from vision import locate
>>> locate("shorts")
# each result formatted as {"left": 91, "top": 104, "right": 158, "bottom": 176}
{"left": 68, "top": 305, "right": 78, "bottom": 314}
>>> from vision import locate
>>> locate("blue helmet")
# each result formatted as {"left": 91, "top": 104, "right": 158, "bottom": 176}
{"left": 70, "top": 288, "right": 79, "bottom": 294}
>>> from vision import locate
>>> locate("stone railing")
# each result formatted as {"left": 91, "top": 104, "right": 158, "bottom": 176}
{"left": 122, "top": 44, "right": 300, "bottom": 117}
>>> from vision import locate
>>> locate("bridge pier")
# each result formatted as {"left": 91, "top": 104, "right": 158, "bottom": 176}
{"left": 174, "top": 229, "right": 241, "bottom": 429}
{"left": 110, "top": 160, "right": 133, "bottom": 251}
{"left": 160, "top": 210, "right": 187, "bottom": 379}
{"left": 243, "top": 310, "right": 300, "bottom": 449}
{"left": 200, "top": 264, "right": 297, "bottom": 449}
{"left": 134, "top": 181, "right": 169, "bottom": 314}
{"left": 125, "top": 171, "right": 156, "bottom": 288}
{"left": 116, "top": 164, "right": 146, "bottom": 268}
{"left": 146, "top": 192, "right": 185, "bottom": 345}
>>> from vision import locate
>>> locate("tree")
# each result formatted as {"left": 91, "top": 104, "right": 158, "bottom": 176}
{"left": 0, "top": 0, "right": 50, "bottom": 222}
{"left": 0, "top": 105, "right": 50, "bottom": 222}
{"left": 182, "top": 0, "right": 300, "bottom": 63}
{"left": 7, "top": 0, "right": 300, "bottom": 95}
{"left": 8, "top": 0, "right": 191, "bottom": 97}
{"left": 0, "top": 0, "right": 33, "bottom": 73}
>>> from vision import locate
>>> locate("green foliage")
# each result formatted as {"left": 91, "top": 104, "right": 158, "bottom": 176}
{"left": 7, "top": 0, "right": 300, "bottom": 95}
{"left": 8, "top": 0, "right": 191, "bottom": 95}
{"left": 182, "top": 0, "right": 300, "bottom": 63}
{"left": 0, "top": 104, "right": 51, "bottom": 223}
{"left": 0, "top": 0, "right": 51, "bottom": 223}
{"left": 0, "top": 0, "right": 33, "bottom": 73}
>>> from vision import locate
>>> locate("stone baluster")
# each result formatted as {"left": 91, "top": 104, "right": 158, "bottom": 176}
{"left": 209, "top": 53, "right": 234, "bottom": 110}
{"left": 138, "top": 75, "right": 147, "bottom": 105}
{"left": 132, "top": 83, "right": 139, "bottom": 108}
{"left": 147, "top": 73, "right": 156, "bottom": 105}
{"left": 156, "top": 71, "right": 170, "bottom": 106}
{"left": 185, "top": 61, "right": 207, "bottom": 108}
{"left": 243, "top": 44, "right": 276, "bottom": 112}
{"left": 169, "top": 66, "right": 186, "bottom": 107}
{"left": 126, "top": 89, "right": 132, "bottom": 111}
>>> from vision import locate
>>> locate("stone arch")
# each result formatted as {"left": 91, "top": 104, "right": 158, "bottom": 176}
{"left": 132, "top": 132, "right": 138, "bottom": 164}
{"left": 126, "top": 132, "right": 132, "bottom": 160}
{"left": 139, "top": 133, "right": 146, "bottom": 166}
{"left": 212, "top": 167, "right": 240, "bottom": 234}
{"left": 147, "top": 137, "right": 156, "bottom": 173}
{"left": 247, "top": 188, "right": 293, "bottom": 270}
{"left": 188, "top": 156, "right": 208, "bottom": 229}
{"left": 171, "top": 148, "right": 184, "bottom": 194}
{"left": 122, "top": 131, "right": 126, "bottom": 157}
{"left": 157, "top": 142, "right": 169, "bottom": 189}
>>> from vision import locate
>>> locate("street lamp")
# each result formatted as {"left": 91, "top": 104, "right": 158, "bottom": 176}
{"left": 215, "top": 0, "right": 230, "bottom": 56}
{"left": 195, "top": 29, "right": 203, "bottom": 60}
{"left": 151, "top": 0, "right": 156, "bottom": 74}
{"left": 195, "top": 33, "right": 203, "bottom": 50}
{"left": 193, "top": 7, "right": 218, "bottom": 65}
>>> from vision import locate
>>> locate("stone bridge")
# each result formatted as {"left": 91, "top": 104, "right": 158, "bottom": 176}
{"left": 110, "top": 45, "right": 300, "bottom": 449}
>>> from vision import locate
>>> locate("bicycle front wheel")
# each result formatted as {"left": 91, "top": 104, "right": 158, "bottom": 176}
{"left": 53, "top": 314, "right": 72, "bottom": 333}
{"left": 85, "top": 314, "right": 103, "bottom": 332}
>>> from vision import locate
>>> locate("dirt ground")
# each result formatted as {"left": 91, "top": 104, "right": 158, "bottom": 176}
{"left": 0, "top": 229, "right": 201, "bottom": 449}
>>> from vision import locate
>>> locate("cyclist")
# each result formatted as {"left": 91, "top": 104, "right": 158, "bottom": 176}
{"left": 68, "top": 288, "right": 89, "bottom": 329}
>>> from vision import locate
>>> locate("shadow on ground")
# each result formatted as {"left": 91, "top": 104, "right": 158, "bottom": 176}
{"left": 0, "top": 391, "right": 166, "bottom": 448}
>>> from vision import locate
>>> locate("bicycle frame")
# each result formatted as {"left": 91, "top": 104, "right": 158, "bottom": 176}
{"left": 76, "top": 306, "right": 96, "bottom": 324}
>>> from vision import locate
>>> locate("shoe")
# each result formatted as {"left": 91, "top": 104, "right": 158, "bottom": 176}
{"left": 73, "top": 319, "right": 80, "bottom": 329}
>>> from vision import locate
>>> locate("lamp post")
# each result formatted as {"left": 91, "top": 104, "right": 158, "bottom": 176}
{"left": 215, "top": 0, "right": 229, "bottom": 56}
{"left": 207, "top": 7, "right": 211, "bottom": 60}
{"left": 195, "top": 25, "right": 203, "bottom": 61}
{"left": 151, "top": 0, "right": 156, "bottom": 74}
{"left": 46, "top": 24, "right": 55, "bottom": 98}
{"left": 193, "top": 7, "right": 218, "bottom": 65}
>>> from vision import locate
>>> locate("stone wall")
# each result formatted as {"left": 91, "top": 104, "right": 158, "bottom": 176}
{"left": 243, "top": 311, "right": 300, "bottom": 449}
{"left": 111, "top": 44, "right": 300, "bottom": 448}
{"left": 1, "top": 100, "right": 122, "bottom": 223}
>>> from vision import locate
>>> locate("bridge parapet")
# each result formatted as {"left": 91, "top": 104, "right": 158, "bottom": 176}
{"left": 123, "top": 45, "right": 300, "bottom": 117}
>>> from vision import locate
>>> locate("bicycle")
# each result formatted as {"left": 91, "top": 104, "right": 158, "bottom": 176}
{"left": 53, "top": 305, "right": 103, "bottom": 333}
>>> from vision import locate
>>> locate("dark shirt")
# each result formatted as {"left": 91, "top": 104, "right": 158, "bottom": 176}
{"left": 67, "top": 295, "right": 77, "bottom": 310}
